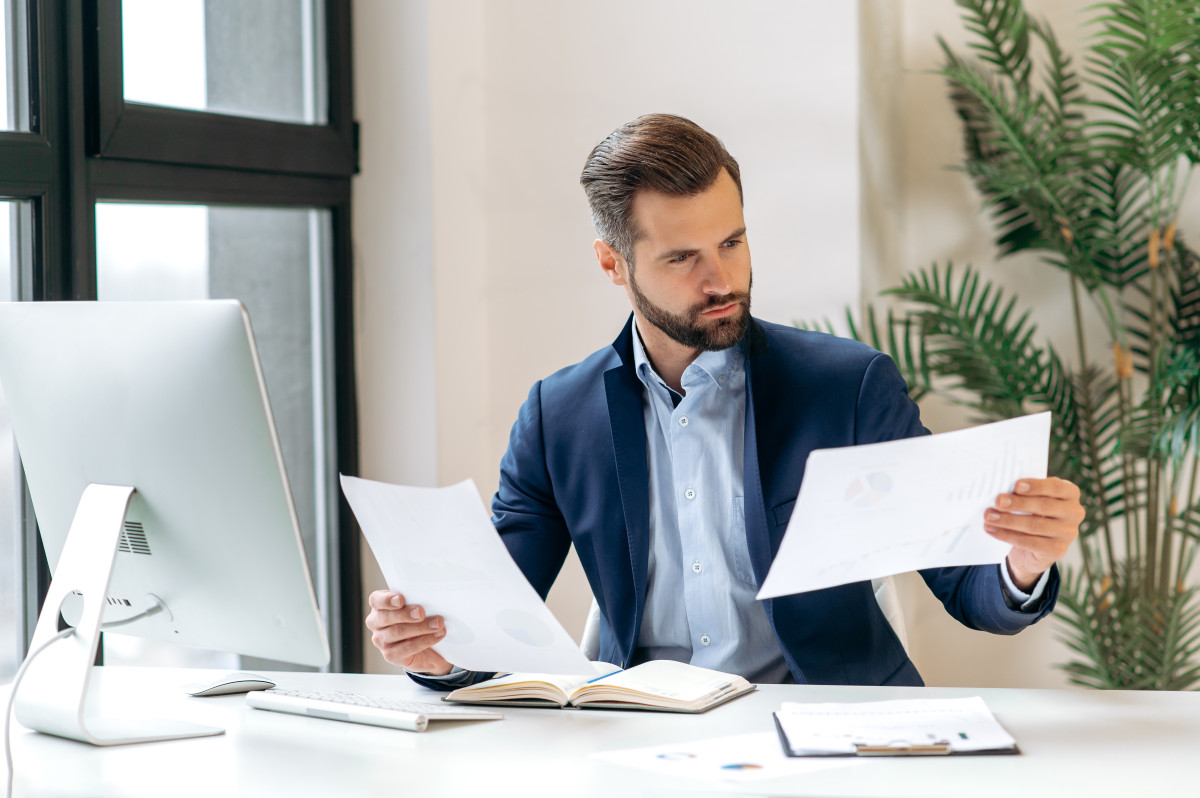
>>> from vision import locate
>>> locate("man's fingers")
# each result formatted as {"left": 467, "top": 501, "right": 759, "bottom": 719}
{"left": 370, "top": 616, "right": 444, "bottom": 647}
{"left": 368, "top": 590, "right": 407, "bottom": 611}
{"left": 994, "top": 494, "right": 1058, "bottom": 517}
{"left": 380, "top": 629, "right": 448, "bottom": 663}
{"left": 1013, "top": 476, "right": 1080, "bottom": 501}
{"left": 987, "top": 525, "right": 1069, "bottom": 559}
{"left": 984, "top": 509, "right": 1071, "bottom": 538}
{"left": 993, "top": 493, "right": 1085, "bottom": 523}
{"left": 364, "top": 601, "right": 432, "bottom": 632}
{"left": 994, "top": 477, "right": 1082, "bottom": 589}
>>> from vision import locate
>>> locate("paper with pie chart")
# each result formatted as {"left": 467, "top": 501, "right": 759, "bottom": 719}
{"left": 341, "top": 475, "right": 593, "bottom": 675}
{"left": 757, "top": 412, "right": 1050, "bottom": 598}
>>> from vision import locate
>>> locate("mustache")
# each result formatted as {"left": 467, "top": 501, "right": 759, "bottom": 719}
{"left": 692, "top": 291, "right": 750, "bottom": 314}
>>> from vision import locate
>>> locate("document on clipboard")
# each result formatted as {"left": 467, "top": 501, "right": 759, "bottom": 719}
{"left": 773, "top": 697, "right": 1019, "bottom": 757}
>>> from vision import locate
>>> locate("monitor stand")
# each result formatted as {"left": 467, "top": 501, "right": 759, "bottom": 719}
{"left": 12, "top": 483, "right": 224, "bottom": 746}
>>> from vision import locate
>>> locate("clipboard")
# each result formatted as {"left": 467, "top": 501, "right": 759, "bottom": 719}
{"left": 771, "top": 697, "right": 1021, "bottom": 758}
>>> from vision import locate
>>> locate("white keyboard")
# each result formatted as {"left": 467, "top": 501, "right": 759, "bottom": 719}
{"left": 245, "top": 687, "right": 503, "bottom": 733}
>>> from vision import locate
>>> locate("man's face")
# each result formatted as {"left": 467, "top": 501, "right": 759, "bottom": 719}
{"left": 621, "top": 169, "right": 752, "bottom": 352}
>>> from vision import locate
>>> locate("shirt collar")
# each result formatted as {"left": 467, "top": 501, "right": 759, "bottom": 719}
{"left": 631, "top": 319, "right": 742, "bottom": 394}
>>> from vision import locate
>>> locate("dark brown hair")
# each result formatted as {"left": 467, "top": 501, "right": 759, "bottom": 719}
{"left": 579, "top": 114, "right": 742, "bottom": 265}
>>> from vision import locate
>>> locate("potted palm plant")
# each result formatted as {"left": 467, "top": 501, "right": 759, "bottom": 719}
{"left": 844, "top": 0, "right": 1200, "bottom": 688}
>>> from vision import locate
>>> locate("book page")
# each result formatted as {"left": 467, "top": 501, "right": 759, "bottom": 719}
{"left": 456, "top": 670, "right": 590, "bottom": 698}
{"left": 573, "top": 660, "right": 740, "bottom": 702}
{"left": 449, "top": 662, "right": 619, "bottom": 704}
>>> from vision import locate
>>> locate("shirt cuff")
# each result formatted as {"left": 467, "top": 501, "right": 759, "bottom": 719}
{"left": 406, "top": 666, "right": 476, "bottom": 688}
{"left": 999, "top": 562, "right": 1051, "bottom": 612}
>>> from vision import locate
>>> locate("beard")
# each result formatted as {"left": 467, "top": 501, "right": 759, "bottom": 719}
{"left": 628, "top": 270, "right": 752, "bottom": 352}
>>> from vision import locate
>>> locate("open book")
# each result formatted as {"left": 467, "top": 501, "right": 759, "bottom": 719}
{"left": 443, "top": 660, "right": 755, "bottom": 713}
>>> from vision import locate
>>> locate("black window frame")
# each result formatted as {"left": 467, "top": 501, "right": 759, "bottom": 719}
{"left": 0, "top": 0, "right": 362, "bottom": 673}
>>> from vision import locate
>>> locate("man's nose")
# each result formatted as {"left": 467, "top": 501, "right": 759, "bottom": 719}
{"left": 702, "top": 252, "right": 733, "bottom": 295}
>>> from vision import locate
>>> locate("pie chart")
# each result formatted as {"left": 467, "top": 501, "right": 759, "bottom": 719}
{"left": 843, "top": 471, "right": 893, "bottom": 507}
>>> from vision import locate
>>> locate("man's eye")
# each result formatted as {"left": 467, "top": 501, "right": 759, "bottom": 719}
{"left": 671, "top": 253, "right": 691, "bottom": 263}
{"left": 722, "top": 239, "right": 742, "bottom": 248}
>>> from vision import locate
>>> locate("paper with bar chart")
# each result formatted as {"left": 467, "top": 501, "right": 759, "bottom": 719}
{"left": 756, "top": 412, "right": 1050, "bottom": 598}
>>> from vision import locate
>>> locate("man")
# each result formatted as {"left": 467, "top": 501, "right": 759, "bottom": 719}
{"left": 367, "top": 114, "right": 1083, "bottom": 687}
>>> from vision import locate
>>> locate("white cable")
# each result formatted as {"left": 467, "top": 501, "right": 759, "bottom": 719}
{"left": 4, "top": 597, "right": 165, "bottom": 795}
{"left": 96, "top": 599, "right": 165, "bottom": 631}
{"left": 5, "top": 628, "right": 75, "bottom": 798}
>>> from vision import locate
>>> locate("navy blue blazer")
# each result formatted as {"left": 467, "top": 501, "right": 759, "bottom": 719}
{"left": 420, "top": 316, "right": 1057, "bottom": 689}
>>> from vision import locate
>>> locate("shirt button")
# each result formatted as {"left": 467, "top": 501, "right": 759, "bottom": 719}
{"left": 692, "top": 561, "right": 702, "bottom": 573}
{"left": 678, "top": 416, "right": 689, "bottom": 427}
{"left": 718, "top": 374, "right": 727, "bottom": 383}
{"left": 700, "top": 635, "right": 711, "bottom": 646}
{"left": 684, "top": 488, "right": 696, "bottom": 500}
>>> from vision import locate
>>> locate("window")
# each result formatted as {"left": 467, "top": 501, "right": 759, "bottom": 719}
{"left": 95, "top": 203, "right": 338, "bottom": 670}
{"left": 1, "top": 0, "right": 30, "bottom": 131}
{"left": 121, "top": 0, "right": 327, "bottom": 125}
{"left": 0, "top": 199, "right": 32, "bottom": 681}
{"left": 0, "top": 1, "right": 360, "bottom": 679}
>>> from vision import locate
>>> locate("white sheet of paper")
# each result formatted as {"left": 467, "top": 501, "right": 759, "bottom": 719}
{"left": 757, "top": 412, "right": 1050, "bottom": 598}
{"left": 592, "top": 732, "right": 862, "bottom": 782}
{"left": 775, "top": 697, "right": 1016, "bottom": 754}
{"left": 340, "top": 476, "right": 593, "bottom": 675}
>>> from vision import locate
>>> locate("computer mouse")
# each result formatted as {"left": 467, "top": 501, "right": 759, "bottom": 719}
{"left": 186, "top": 672, "right": 277, "bottom": 697}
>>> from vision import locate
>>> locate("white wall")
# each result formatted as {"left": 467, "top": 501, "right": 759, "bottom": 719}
{"left": 352, "top": 0, "right": 440, "bottom": 672}
{"left": 354, "top": 0, "right": 861, "bottom": 675}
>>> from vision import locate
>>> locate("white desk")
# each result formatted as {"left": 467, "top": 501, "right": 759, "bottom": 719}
{"left": 4, "top": 666, "right": 1197, "bottom": 797}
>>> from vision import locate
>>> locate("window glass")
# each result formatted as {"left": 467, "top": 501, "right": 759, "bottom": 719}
{"left": 121, "top": 0, "right": 327, "bottom": 125}
{"left": 2, "top": 0, "right": 31, "bottom": 131}
{"left": 0, "top": 199, "right": 31, "bottom": 683}
{"left": 95, "top": 203, "right": 337, "bottom": 670}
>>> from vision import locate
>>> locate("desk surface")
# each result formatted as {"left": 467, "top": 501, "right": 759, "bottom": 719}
{"left": 3, "top": 666, "right": 1197, "bottom": 797}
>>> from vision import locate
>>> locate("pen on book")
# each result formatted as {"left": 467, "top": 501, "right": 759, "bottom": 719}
{"left": 585, "top": 669, "right": 623, "bottom": 684}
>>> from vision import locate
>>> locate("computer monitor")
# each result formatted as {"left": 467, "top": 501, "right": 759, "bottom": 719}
{"left": 0, "top": 300, "right": 330, "bottom": 745}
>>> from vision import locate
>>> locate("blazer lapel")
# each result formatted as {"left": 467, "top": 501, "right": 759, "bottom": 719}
{"left": 742, "top": 319, "right": 775, "bottom": 584}
{"left": 604, "top": 317, "right": 650, "bottom": 662}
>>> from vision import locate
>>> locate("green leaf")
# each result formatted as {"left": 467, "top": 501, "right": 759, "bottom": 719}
{"left": 883, "top": 263, "right": 1044, "bottom": 420}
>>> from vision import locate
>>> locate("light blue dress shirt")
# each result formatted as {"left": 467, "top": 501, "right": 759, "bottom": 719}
{"left": 629, "top": 324, "right": 791, "bottom": 683}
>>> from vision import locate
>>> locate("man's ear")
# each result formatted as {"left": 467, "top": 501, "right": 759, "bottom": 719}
{"left": 594, "top": 239, "right": 629, "bottom": 287}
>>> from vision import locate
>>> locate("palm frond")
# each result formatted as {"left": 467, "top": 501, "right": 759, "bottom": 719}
{"left": 1067, "top": 363, "right": 1127, "bottom": 536}
{"left": 1085, "top": 0, "right": 1200, "bottom": 187}
{"left": 793, "top": 318, "right": 839, "bottom": 336}
{"left": 1030, "top": 14, "right": 1087, "bottom": 128}
{"left": 1167, "top": 238, "right": 1200, "bottom": 348}
{"left": 882, "top": 263, "right": 1042, "bottom": 421}
{"left": 1079, "top": 163, "right": 1152, "bottom": 290}
{"left": 951, "top": 0, "right": 1034, "bottom": 88}
{"left": 1056, "top": 562, "right": 1200, "bottom": 690}
{"left": 939, "top": 37, "right": 1098, "bottom": 283}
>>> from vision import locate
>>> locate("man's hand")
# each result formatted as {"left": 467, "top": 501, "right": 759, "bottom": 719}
{"left": 986, "top": 476, "right": 1084, "bottom": 592}
{"left": 365, "top": 591, "right": 453, "bottom": 675}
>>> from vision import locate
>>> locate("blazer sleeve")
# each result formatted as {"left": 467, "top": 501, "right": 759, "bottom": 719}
{"left": 408, "top": 380, "right": 575, "bottom": 692}
{"left": 853, "top": 352, "right": 1059, "bottom": 634}
{"left": 490, "top": 379, "right": 575, "bottom": 595}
